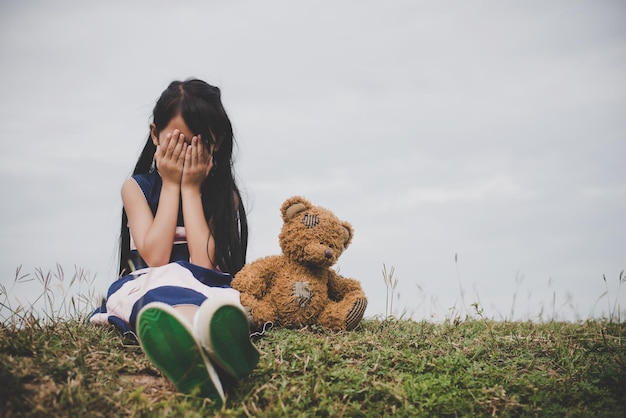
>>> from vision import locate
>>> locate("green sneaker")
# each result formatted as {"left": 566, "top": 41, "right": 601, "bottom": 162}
{"left": 194, "top": 297, "right": 260, "bottom": 379}
{"left": 137, "top": 302, "right": 224, "bottom": 404}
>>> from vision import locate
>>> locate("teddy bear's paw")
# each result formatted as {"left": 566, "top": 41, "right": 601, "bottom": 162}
{"left": 346, "top": 298, "right": 368, "bottom": 330}
{"left": 292, "top": 281, "right": 313, "bottom": 308}
{"left": 242, "top": 306, "right": 257, "bottom": 329}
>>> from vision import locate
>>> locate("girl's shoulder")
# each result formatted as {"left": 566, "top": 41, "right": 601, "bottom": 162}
{"left": 132, "top": 171, "right": 161, "bottom": 193}
{"left": 127, "top": 171, "right": 162, "bottom": 214}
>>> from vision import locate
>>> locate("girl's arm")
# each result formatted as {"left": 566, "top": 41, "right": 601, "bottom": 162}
{"left": 123, "top": 133, "right": 187, "bottom": 267}
{"left": 181, "top": 136, "right": 215, "bottom": 269}
{"left": 181, "top": 187, "right": 214, "bottom": 268}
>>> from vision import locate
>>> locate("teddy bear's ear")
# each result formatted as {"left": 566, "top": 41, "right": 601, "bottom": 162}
{"left": 342, "top": 221, "right": 354, "bottom": 249}
{"left": 281, "top": 196, "right": 312, "bottom": 222}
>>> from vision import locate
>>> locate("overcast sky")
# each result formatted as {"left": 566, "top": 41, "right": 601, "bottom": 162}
{"left": 1, "top": 0, "right": 624, "bottom": 322}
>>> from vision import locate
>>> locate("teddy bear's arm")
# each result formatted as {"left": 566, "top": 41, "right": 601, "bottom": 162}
{"left": 232, "top": 255, "right": 281, "bottom": 298}
{"left": 231, "top": 255, "right": 284, "bottom": 326}
{"left": 326, "top": 271, "right": 366, "bottom": 301}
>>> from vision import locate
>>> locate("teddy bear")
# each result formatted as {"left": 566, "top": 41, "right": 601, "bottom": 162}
{"left": 232, "top": 196, "right": 368, "bottom": 331}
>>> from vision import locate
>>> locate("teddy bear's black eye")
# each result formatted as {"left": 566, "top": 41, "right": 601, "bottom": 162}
{"left": 302, "top": 214, "right": 319, "bottom": 228}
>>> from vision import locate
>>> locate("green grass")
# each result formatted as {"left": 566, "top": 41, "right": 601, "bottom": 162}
{"left": 1, "top": 266, "right": 625, "bottom": 416}
{"left": 1, "top": 318, "right": 625, "bottom": 417}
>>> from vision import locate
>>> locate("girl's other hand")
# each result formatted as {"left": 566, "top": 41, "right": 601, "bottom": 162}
{"left": 182, "top": 135, "right": 213, "bottom": 191}
{"left": 155, "top": 129, "right": 187, "bottom": 187}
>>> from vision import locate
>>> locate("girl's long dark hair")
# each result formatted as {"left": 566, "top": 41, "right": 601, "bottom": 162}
{"left": 119, "top": 79, "right": 248, "bottom": 276}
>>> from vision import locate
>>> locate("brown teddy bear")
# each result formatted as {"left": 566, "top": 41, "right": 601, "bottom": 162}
{"left": 232, "top": 196, "right": 368, "bottom": 331}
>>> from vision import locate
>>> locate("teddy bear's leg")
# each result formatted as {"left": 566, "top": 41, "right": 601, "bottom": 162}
{"left": 345, "top": 298, "right": 368, "bottom": 330}
{"left": 239, "top": 293, "right": 276, "bottom": 330}
{"left": 317, "top": 293, "right": 368, "bottom": 331}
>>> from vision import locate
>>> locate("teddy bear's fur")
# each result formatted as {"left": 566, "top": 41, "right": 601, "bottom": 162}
{"left": 232, "top": 196, "right": 368, "bottom": 331}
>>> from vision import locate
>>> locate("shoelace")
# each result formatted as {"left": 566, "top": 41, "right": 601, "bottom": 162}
{"left": 249, "top": 321, "right": 273, "bottom": 338}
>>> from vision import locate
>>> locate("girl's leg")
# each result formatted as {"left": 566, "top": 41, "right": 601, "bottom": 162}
{"left": 136, "top": 302, "right": 225, "bottom": 403}
{"left": 174, "top": 300, "right": 259, "bottom": 380}
{"left": 173, "top": 304, "right": 199, "bottom": 324}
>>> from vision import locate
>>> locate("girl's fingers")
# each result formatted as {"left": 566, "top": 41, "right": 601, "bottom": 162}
{"left": 179, "top": 142, "right": 188, "bottom": 164}
{"left": 166, "top": 130, "right": 179, "bottom": 156}
{"left": 195, "top": 134, "right": 204, "bottom": 156}
{"left": 181, "top": 144, "right": 190, "bottom": 173}
{"left": 172, "top": 133, "right": 186, "bottom": 159}
{"left": 160, "top": 133, "right": 171, "bottom": 157}
{"left": 163, "top": 129, "right": 182, "bottom": 159}
{"left": 200, "top": 135, "right": 212, "bottom": 166}
{"left": 192, "top": 136, "right": 199, "bottom": 166}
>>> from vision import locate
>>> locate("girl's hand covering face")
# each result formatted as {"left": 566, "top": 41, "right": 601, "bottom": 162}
{"left": 181, "top": 134, "right": 213, "bottom": 190}
{"left": 155, "top": 129, "right": 187, "bottom": 186}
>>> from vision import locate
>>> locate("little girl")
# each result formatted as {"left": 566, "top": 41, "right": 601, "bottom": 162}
{"left": 90, "top": 79, "right": 258, "bottom": 404}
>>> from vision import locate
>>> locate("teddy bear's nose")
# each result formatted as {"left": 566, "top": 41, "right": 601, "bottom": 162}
{"left": 324, "top": 249, "right": 333, "bottom": 259}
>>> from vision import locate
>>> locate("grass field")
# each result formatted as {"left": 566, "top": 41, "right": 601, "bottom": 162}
{"left": 1, "top": 266, "right": 625, "bottom": 417}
